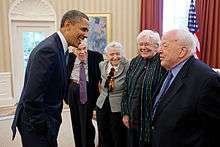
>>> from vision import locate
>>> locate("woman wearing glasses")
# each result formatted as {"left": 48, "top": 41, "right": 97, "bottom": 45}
{"left": 121, "top": 30, "right": 166, "bottom": 147}
{"left": 96, "top": 41, "right": 129, "bottom": 147}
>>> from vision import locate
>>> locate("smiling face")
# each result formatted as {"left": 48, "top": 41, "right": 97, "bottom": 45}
{"left": 62, "top": 18, "right": 89, "bottom": 48}
{"left": 106, "top": 47, "right": 121, "bottom": 66}
{"left": 138, "top": 37, "right": 158, "bottom": 59}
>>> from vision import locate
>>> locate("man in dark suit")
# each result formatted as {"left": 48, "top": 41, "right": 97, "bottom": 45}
{"left": 151, "top": 29, "right": 220, "bottom": 147}
{"left": 66, "top": 40, "right": 103, "bottom": 147}
{"left": 11, "top": 10, "right": 89, "bottom": 147}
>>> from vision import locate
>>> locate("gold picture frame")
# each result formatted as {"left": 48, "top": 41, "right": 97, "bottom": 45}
{"left": 86, "top": 13, "right": 111, "bottom": 54}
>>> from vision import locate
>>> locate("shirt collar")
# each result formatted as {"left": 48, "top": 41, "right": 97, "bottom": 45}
{"left": 107, "top": 62, "right": 120, "bottom": 73}
{"left": 170, "top": 57, "right": 190, "bottom": 78}
{"left": 75, "top": 57, "right": 87, "bottom": 65}
{"left": 57, "top": 31, "right": 68, "bottom": 53}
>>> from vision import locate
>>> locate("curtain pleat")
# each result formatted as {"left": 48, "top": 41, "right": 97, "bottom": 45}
{"left": 140, "top": 0, "right": 163, "bottom": 35}
{"left": 196, "top": 0, "right": 220, "bottom": 68}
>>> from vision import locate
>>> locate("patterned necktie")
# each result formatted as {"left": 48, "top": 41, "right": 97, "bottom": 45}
{"left": 104, "top": 67, "right": 115, "bottom": 92}
{"left": 152, "top": 71, "right": 173, "bottom": 117}
{"left": 108, "top": 67, "right": 115, "bottom": 92}
{"left": 79, "top": 62, "right": 87, "bottom": 104}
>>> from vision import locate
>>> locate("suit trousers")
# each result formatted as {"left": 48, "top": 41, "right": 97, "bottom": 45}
{"left": 17, "top": 111, "right": 57, "bottom": 147}
{"left": 68, "top": 82, "right": 95, "bottom": 147}
{"left": 96, "top": 97, "right": 127, "bottom": 147}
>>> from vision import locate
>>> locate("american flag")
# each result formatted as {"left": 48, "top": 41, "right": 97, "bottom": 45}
{"left": 188, "top": 0, "right": 201, "bottom": 59}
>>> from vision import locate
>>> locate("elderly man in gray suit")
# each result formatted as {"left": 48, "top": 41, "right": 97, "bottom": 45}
{"left": 96, "top": 41, "right": 129, "bottom": 147}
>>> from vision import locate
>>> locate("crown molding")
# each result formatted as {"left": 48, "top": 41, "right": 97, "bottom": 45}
{"left": 9, "top": 0, "right": 55, "bottom": 21}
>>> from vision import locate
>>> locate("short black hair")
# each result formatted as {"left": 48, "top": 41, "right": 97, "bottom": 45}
{"left": 60, "top": 10, "right": 89, "bottom": 28}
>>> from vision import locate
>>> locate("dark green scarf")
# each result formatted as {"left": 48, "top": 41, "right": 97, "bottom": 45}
{"left": 121, "top": 53, "right": 166, "bottom": 143}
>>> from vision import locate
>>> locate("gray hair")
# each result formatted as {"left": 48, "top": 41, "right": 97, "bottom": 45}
{"left": 174, "top": 29, "right": 197, "bottom": 55}
{"left": 104, "top": 41, "right": 124, "bottom": 56}
{"left": 60, "top": 10, "right": 89, "bottom": 28}
{"left": 137, "top": 30, "right": 160, "bottom": 47}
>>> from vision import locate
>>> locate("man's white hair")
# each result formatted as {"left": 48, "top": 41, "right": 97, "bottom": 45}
{"left": 104, "top": 41, "right": 124, "bottom": 56}
{"left": 137, "top": 29, "right": 160, "bottom": 47}
{"left": 175, "top": 29, "right": 197, "bottom": 55}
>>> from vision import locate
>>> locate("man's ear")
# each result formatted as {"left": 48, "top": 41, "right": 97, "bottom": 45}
{"left": 63, "top": 20, "right": 73, "bottom": 30}
{"left": 179, "top": 47, "right": 188, "bottom": 58}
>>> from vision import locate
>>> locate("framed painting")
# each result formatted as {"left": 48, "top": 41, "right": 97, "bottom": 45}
{"left": 87, "top": 13, "right": 111, "bottom": 54}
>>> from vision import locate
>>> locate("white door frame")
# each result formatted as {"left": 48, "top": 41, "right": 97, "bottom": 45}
{"left": 10, "top": 20, "right": 55, "bottom": 101}
{"left": 8, "top": 0, "right": 56, "bottom": 105}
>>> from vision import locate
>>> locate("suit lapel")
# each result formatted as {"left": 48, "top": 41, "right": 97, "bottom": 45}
{"left": 153, "top": 56, "right": 195, "bottom": 122}
{"left": 87, "top": 51, "right": 93, "bottom": 82}
{"left": 114, "top": 63, "right": 125, "bottom": 78}
{"left": 56, "top": 40, "right": 66, "bottom": 76}
{"left": 153, "top": 79, "right": 183, "bottom": 121}
{"left": 101, "top": 61, "right": 109, "bottom": 79}
{"left": 54, "top": 33, "right": 67, "bottom": 87}
{"left": 67, "top": 53, "right": 76, "bottom": 78}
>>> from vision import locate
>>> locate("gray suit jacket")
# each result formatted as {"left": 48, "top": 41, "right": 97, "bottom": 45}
{"left": 96, "top": 57, "right": 129, "bottom": 112}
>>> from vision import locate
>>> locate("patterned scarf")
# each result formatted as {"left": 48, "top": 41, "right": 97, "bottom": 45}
{"left": 121, "top": 53, "right": 166, "bottom": 143}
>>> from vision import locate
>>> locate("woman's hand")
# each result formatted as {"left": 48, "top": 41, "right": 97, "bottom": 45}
{"left": 122, "top": 115, "right": 129, "bottom": 128}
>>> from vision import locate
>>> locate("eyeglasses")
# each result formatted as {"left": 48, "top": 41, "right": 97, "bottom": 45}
{"left": 75, "top": 47, "right": 87, "bottom": 52}
{"left": 138, "top": 42, "right": 157, "bottom": 48}
{"left": 104, "top": 68, "right": 115, "bottom": 92}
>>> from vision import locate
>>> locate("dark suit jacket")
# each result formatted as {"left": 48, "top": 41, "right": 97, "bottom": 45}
{"left": 11, "top": 33, "right": 68, "bottom": 140}
{"left": 66, "top": 50, "right": 103, "bottom": 110}
{"left": 151, "top": 56, "right": 220, "bottom": 147}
